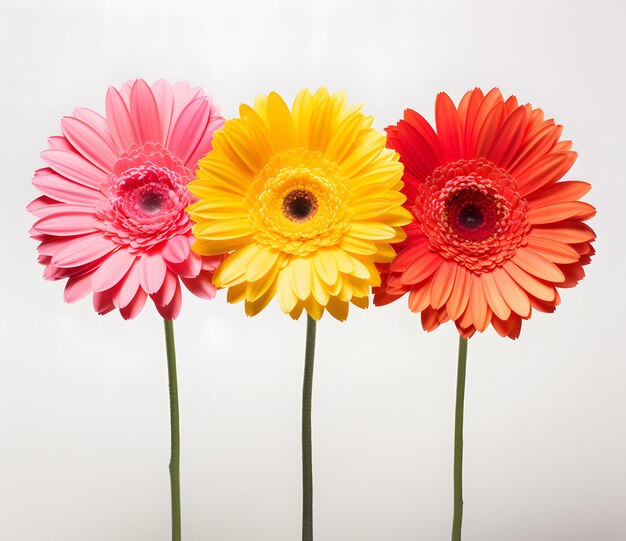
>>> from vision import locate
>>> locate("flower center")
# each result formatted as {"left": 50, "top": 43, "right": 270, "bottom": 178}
{"left": 96, "top": 144, "right": 196, "bottom": 253}
{"left": 139, "top": 190, "right": 166, "bottom": 213}
{"left": 282, "top": 189, "right": 318, "bottom": 223}
{"left": 415, "top": 158, "right": 529, "bottom": 272}
{"left": 446, "top": 188, "right": 500, "bottom": 242}
{"left": 246, "top": 149, "right": 352, "bottom": 256}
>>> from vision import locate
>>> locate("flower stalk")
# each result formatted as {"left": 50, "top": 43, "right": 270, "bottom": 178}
{"left": 452, "top": 336, "right": 468, "bottom": 541}
{"left": 302, "top": 315, "right": 317, "bottom": 541}
{"left": 163, "top": 319, "right": 181, "bottom": 541}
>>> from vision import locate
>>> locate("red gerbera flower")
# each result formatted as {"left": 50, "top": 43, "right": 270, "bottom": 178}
{"left": 374, "top": 88, "right": 596, "bottom": 339}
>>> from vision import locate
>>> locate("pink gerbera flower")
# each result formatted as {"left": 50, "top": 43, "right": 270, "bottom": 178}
{"left": 28, "top": 79, "right": 225, "bottom": 319}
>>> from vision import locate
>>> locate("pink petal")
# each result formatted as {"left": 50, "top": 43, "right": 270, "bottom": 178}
{"left": 41, "top": 149, "right": 107, "bottom": 189}
{"left": 93, "top": 290, "right": 115, "bottom": 315}
{"left": 151, "top": 271, "right": 179, "bottom": 306}
{"left": 32, "top": 212, "right": 100, "bottom": 236}
{"left": 92, "top": 249, "right": 136, "bottom": 292}
{"left": 32, "top": 169, "right": 101, "bottom": 205}
{"left": 156, "top": 279, "right": 182, "bottom": 320}
{"left": 161, "top": 235, "right": 191, "bottom": 264}
{"left": 167, "top": 97, "right": 210, "bottom": 165}
{"left": 181, "top": 272, "right": 217, "bottom": 300}
{"left": 170, "top": 81, "right": 203, "bottom": 127}
{"left": 27, "top": 196, "right": 67, "bottom": 216}
{"left": 130, "top": 80, "right": 163, "bottom": 145}
{"left": 119, "top": 288, "right": 148, "bottom": 320}
{"left": 105, "top": 86, "right": 137, "bottom": 152}
{"left": 165, "top": 251, "right": 202, "bottom": 278}
{"left": 73, "top": 107, "right": 116, "bottom": 149}
{"left": 64, "top": 272, "right": 95, "bottom": 303}
{"left": 51, "top": 233, "right": 117, "bottom": 268}
{"left": 186, "top": 113, "right": 224, "bottom": 169}
{"left": 113, "top": 260, "right": 140, "bottom": 308}
{"left": 28, "top": 201, "right": 94, "bottom": 218}
{"left": 139, "top": 251, "right": 167, "bottom": 294}
{"left": 151, "top": 79, "right": 175, "bottom": 143}
{"left": 61, "top": 117, "right": 119, "bottom": 172}
{"left": 201, "top": 255, "right": 223, "bottom": 271}
{"left": 47, "top": 136, "right": 74, "bottom": 151}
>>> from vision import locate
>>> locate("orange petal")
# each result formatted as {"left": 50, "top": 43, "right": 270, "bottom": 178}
{"left": 492, "top": 267, "right": 531, "bottom": 317}
{"left": 528, "top": 222, "right": 596, "bottom": 244}
{"left": 446, "top": 266, "right": 471, "bottom": 320}
{"left": 401, "top": 250, "right": 443, "bottom": 285}
{"left": 474, "top": 100, "right": 505, "bottom": 158}
{"left": 480, "top": 271, "right": 511, "bottom": 321}
{"left": 408, "top": 280, "right": 431, "bottom": 313}
{"left": 516, "top": 151, "right": 577, "bottom": 196}
{"left": 527, "top": 201, "right": 596, "bottom": 225}
{"left": 487, "top": 105, "right": 529, "bottom": 168}
{"left": 435, "top": 92, "right": 463, "bottom": 160}
{"left": 430, "top": 259, "right": 457, "bottom": 309}
{"left": 512, "top": 247, "right": 565, "bottom": 283}
{"left": 469, "top": 274, "right": 490, "bottom": 331}
{"left": 503, "top": 260, "right": 555, "bottom": 302}
{"left": 526, "top": 180, "right": 591, "bottom": 208}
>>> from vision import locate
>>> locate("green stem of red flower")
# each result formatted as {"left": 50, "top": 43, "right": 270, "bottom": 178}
{"left": 452, "top": 336, "right": 468, "bottom": 541}
{"left": 302, "top": 315, "right": 317, "bottom": 541}
{"left": 163, "top": 319, "right": 182, "bottom": 541}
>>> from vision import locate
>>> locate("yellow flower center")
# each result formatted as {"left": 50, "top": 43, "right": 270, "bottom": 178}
{"left": 246, "top": 149, "right": 352, "bottom": 255}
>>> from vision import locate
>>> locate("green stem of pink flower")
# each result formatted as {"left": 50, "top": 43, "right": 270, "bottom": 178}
{"left": 302, "top": 315, "right": 317, "bottom": 541}
{"left": 452, "top": 336, "right": 468, "bottom": 541}
{"left": 163, "top": 319, "right": 181, "bottom": 541}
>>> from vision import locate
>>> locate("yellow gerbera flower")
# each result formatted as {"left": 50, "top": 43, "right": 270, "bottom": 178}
{"left": 187, "top": 88, "right": 412, "bottom": 320}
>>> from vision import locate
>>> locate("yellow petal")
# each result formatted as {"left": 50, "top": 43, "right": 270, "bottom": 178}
{"left": 312, "top": 249, "right": 339, "bottom": 285}
{"left": 292, "top": 88, "right": 313, "bottom": 148}
{"left": 246, "top": 247, "right": 282, "bottom": 282}
{"left": 290, "top": 257, "right": 311, "bottom": 300}
{"left": 338, "top": 130, "right": 386, "bottom": 178}
{"left": 325, "top": 297, "right": 349, "bottom": 321}
{"left": 214, "top": 243, "right": 261, "bottom": 287}
{"left": 267, "top": 91, "right": 296, "bottom": 151}
{"left": 277, "top": 266, "right": 299, "bottom": 313}
{"left": 339, "top": 235, "right": 378, "bottom": 255}
{"left": 193, "top": 218, "right": 253, "bottom": 240}
{"left": 245, "top": 279, "right": 277, "bottom": 316}
{"left": 191, "top": 236, "right": 253, "bottom": 256}
{"left": 349, "top": 222, "right": 397, "bottom": 240}
{"left": 310, "top": 269, "right": 330, "bottom": 305}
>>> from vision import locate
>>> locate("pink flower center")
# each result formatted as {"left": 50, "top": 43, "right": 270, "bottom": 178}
{"left": 415, "top": 158, "right": 529, "bottom": 272}
{"left": 97, "top": 144, "right": 195, "bottom": 253}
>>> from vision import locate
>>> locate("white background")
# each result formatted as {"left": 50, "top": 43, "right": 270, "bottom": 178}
{"left": 1, "top": 0, "right": 625, "bottom": 539}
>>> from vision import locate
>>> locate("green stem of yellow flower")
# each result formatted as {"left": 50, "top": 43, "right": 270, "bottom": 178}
{"left": 302, "top": 315, "right": 317, "bottom": 541}
{"left": 452, "top": 336, "right": 468, "bottom": 541}
{"left": 163, "top": 319, "right": 181, "bottom": 541}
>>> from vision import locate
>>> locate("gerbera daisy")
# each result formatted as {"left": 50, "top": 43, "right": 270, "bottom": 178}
{"left": 374, "top": 88, "right": 596, "bottom": 339}
{"left": 187, "top": 88, "right": 412, "bottom": 541}
{"left": 28, "top": 79, "right": 224, "bottom": 320}
{"left": 187, "top": 88, "right": 412, "bottom": 321}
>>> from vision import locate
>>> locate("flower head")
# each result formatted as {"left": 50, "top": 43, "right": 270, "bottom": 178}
{"left": 187, "top": 88, "right": 412, "bottom": 320}
{"left": 374, "top": 88, "right": 596, "bottom": 339}
{"left": 28, "top": 79, "right": 224, "bottom": 319}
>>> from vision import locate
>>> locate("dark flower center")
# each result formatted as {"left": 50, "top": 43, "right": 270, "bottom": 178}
{"left": 139, "top": 190, "right": 166, "bottom": 213}
{"left": 446, "top": 188, "right": 499, "bottom": 242}
{"left": 282, "top": 189, "right": 318, "bottom": 223}
{"left": 458, "top": 204, "right": 484, "bottom": 230}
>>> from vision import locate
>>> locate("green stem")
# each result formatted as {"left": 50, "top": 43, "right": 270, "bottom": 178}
{"left": 163, "top": 319, "right": 181, "bottom": 541}
{"left": 302, "top": 315, "right": 317, "bottom": 541}
{"left": 452, "top": 336, "right": 468, "bottom": 541}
